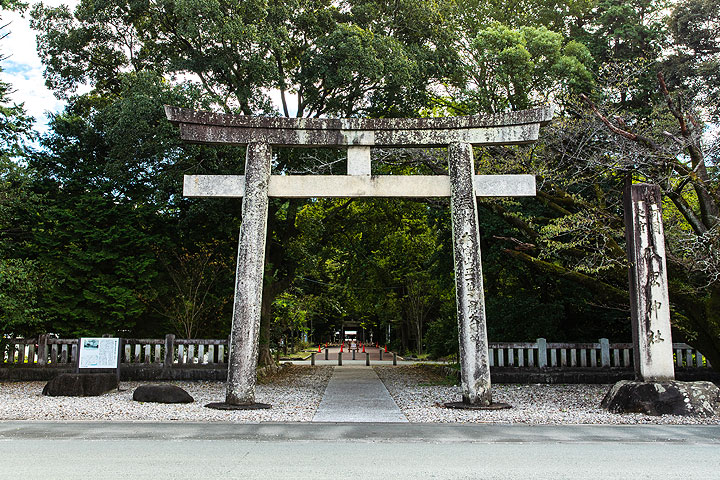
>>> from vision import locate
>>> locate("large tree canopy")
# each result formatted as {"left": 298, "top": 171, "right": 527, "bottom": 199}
{"left": 0, "top": 0, "right": 715, "bottom": 369}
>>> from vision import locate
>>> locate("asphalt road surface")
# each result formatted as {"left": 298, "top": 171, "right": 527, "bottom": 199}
{"left": 1, "top": 422, "right": 718, "bottom": 479}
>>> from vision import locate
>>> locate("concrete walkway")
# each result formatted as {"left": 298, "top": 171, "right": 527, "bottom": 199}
{"left": 312, "top": 366, "right": 408, "bottom": 422}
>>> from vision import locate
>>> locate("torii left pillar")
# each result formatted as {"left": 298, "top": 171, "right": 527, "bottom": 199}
{"left": 448, "top": 142, "right": 492, "bottom": 405}
{"left": 226, "top": 143, "right": 271, "bottom": 407}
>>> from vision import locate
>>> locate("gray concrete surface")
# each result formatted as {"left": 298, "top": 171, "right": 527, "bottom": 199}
{"left": 0, "top": 423, "right": 718, "bottom": 479}
{"left": 312, "top": 366, "right": 408, "bottom": 422}
{"left": 183, "top": 173, "right": 537, "bottom": 198}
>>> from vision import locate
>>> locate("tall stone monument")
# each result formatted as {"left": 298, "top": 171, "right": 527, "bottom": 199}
{"left": 624, "top": 179, "right": 675, "bottom": 381}
{"left": 599, "top": 179, "right": 720, "bottom": 418}
{"left": 165, "top": 106, "right": 553, "bottom": 408}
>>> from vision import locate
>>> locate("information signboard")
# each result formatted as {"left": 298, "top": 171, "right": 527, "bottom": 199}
{"left": 79, "top": 337, "right": 120, "bottom": 369}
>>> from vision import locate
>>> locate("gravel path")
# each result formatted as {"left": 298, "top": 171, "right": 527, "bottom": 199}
{"left": 374, "top": 365, "right": 720, "bottom": 425}
{"left": 0, "top": 365, "right": 332, "bottom": 422}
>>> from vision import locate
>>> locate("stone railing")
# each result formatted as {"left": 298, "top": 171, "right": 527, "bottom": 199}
{"left": 0, "top": 335, "right": 229, "bottom": 371}
{"left": 0, "top": 335, "right": 711, "bottom": 369}
{"left": 488, "top": 338, "right": 710, "bottom": 369}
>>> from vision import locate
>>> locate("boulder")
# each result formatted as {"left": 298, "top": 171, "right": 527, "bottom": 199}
{"left": 601, "top": 380, "right": 720, "bottom": 417}
{"left": 133, "top": 384, "right": 194, "bottom": 404}
{"left": 42, "top": 373, "right": 118, "bottom": 397}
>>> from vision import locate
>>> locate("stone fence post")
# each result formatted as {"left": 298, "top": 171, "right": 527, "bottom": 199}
{"left": 537, "top": 338, "right": 547, "bottom": 368}
{"left": 600, "top": 338, "right": 611, "bottom": 367}
{"left": 164, "top": 334, "right": 175, "bottom": 368}
{"left": 37, "top": 334, "right": 48, "bottom": 366}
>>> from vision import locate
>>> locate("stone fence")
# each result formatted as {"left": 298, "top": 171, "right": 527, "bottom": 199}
{"left": 488, "top": 338, "right": 710, "bottom": 369}
{"left": 0, "top": 335, "right": 230, "bottom": 381}
{"left": 0, "top": 335, "right": 713, "bottom": 382}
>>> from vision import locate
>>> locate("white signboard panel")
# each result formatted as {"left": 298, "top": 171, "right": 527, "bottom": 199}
{"left": 79, "top": 337, "right": 120, "bottom": 369}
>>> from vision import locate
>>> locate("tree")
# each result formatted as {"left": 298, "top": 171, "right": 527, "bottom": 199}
{"left": 665, "top": 0, "right": 720, "bottom": 118}
{"left": 580, "top": 72, "right": 720, "bottom": 368}
{"left": 22, "top": 71, "right": 243, "bottom": 337}
{"left": 0, "top": 3, "right": 45, "bottom": 336}
{"left": 452, "top": 24, "right": 593, "bottom": 113}
{"left": 30, "top": 0, "right": 462, "bottom": 362}
{"left": 148, "top": 241, "right": 231, "bottom": 339}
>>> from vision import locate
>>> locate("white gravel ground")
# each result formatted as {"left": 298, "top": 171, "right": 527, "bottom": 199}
{"left": 0, "top": 365, "right": 333, "bottom": 422}
{"left": 375, "top": 365, "right": 720, "bottom": 425}
{"left": 2, "top": 365, "right": 719, "bottom": 424}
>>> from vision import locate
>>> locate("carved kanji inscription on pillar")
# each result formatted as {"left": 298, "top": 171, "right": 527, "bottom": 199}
{"left": 624, "top": 179, "right": 675, "bottom": 381}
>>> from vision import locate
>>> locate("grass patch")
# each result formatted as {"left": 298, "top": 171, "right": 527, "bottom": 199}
{"left": 418, "top": 375, "right": 458, "bottom": 387}
{"left": 414, "top": 364, "right": 459, "bottom": 387}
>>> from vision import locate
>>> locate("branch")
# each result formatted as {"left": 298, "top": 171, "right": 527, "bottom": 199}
{"left": 493, "top": 236, "right": 536, "bottom": 251}
{"left": 505, "top": 249, "right": 629, "bottom": 305}
{"left": 579, "top": 94, "right": 660, "bottom": 150}
{"left": 479, "top": 202, "right": 539, "bottom": 240}
{"left": 537, "top": 191, "right": 573, "bottom": 216}
{"left": 658, "top": 72, "right": 689, "bottom": 135}
{"left": 657, "top": 72, "right": 718, "bottom": 227}
{"left": 665, "top": 189, "right": 708, "bottom": 235}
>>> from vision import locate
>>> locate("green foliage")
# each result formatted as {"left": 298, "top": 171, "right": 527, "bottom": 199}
{"left": 456, "top": 24, "right": 593, "bottom": 113}
{"left": 0, "top": 0, "right": 711, "bottom": 372}
{"left": 30, "top": 191, "right": 159, "bottom": 336}
{"left": 0, "top": 259, "right": 43, "bottom": 335}
{"left": 578, "top": 0, "right": 667, "bottom": 112}
{"left": 0, "top": 23, "right": 43, "bottom": 335}
{"left": 32, "top": 0, "right": 457, "bottom": 116}
{"left": 665, "top": 0, "right": 720, "bottom": 117}
{"left": 424, "top": 314, "right": 458, "bottom": 359}
{"left": 10, "top": 71, "right": 243, "bottom": 337}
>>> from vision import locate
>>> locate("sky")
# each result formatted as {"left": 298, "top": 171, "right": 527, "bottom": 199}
{"left": 0, "top": 0, "right": 295, "bottom": 134}
{"left": 0, "top": 1, "right": 77, "bottom": 134}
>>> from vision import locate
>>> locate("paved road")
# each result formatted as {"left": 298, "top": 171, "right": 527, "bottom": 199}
{"left": 1, "top": 422, "right": 718, "bottom": 479}
{"left": 312, "top": 366, "right": 407, "bottom": 422}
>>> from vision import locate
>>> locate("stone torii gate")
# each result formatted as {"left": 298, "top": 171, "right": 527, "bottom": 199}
{"left": 165, "top": 105, "right": 553, "bottom": 408}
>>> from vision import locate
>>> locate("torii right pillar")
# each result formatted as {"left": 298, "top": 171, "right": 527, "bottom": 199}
{"left": 624, "top": 179, "right": 675, "bottom": 381}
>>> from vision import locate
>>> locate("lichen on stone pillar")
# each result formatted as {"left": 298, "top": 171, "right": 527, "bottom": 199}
{"left": 448, "top": 142, "right": 492, "bottom": 406}
{"left": 225, "top": 142, "right": 272, "bottom": 405}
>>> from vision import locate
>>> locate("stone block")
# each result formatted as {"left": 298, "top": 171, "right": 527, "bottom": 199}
{"left": 601, "top": 380, "right": 720, "bottom": 417}
{"left": 133, "top": 384, "right": 194, "bottom": 404}
{"left": 42, "top": 373, "right": 118, "bottom": 397}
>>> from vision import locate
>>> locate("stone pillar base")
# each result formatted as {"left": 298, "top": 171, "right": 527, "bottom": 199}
{"left": 205, "top": 402, "right": 271, "bottom": 410}
{"left": 601, "top": 380, "right": 719, "bottom": 417}
{"left": 444, "top": 401, "right": 512, "bottom": 410}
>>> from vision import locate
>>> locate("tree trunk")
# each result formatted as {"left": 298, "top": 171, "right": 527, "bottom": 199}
{"left": 416, "top": 320, "right": 423, "bottom": 356}
{"left": 255, "top": 199, "right": 300, "bottom": 367}
{"left": 671, "top": 284, "right": 720, "bottom": 372}
{"left": 400, "top": 321, "right": 408, "bottom": 355}
{"left": 258, "top": 282, "right": 275, "bottom": 367}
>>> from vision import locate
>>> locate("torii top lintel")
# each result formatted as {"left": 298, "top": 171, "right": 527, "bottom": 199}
{"left": 164, "top": 105, "right": 553, "bottom": 148}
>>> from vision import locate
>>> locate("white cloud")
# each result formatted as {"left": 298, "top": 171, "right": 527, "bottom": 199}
{"left": 265, "top": 88, "right": 298, "bottom": 117}
{"left": 0, "top": 0, "right": 297, "bottom": 134}
{"left": 0, "top": 1, "right": 79, "bottom": 134}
